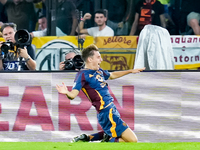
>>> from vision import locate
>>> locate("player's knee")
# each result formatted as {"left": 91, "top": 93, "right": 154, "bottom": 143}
{"left": 126, "top": 135, "right": 138, "bottom": 143}
{"left": 122, "top": 134, "right": 138, "bottom": 142}
{"left": 121, "top": 128, "right": 138, "bottom": 142}
{"left": 123, "top": 137, "right": 138, "bottom": 142}
{"left": 130, "top": 137, "right": 138, "bottom": 143}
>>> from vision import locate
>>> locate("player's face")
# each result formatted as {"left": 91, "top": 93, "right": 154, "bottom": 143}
{"left": 2, "top": 27, "right": 16, "bottom": 43}
{"left": 95, "top": 13, "right": 107, "bottom": 26}
{"left": 90, "top": 51, "right": 102, "bottom": 70}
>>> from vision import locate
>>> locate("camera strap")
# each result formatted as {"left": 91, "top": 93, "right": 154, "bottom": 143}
{"left": 18, "top": 57, "right": 23, "bottom": 71}
{"left": 7, "top": 45, "right": 18, "bottom": 59}
{"left": 17, "top": 46, "right": 26, "bottom": 71}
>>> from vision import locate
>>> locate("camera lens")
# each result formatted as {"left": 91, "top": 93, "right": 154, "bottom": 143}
{"left": 1, "top": 42, "right": 14, "bottom": 54}
{"left": 64, "top": 59, "right": 74, "bottom": 70}
{"left": 73, "top": 55, "right": 84, "bottom": 69}
{"left": 1, "top": 44, "right": 9, "bottom": 53}
{"left": 14, "top": 29, "right": 31, "bottom": 46}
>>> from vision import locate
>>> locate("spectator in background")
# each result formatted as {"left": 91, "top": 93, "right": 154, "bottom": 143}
{"left": 57, "top": 0, "right": 78, "bottom": 36}
{"left": 59, "top": 51, "right": 76, "bottom": 70}
{"left": 0, "top": 2, "right": 7, "bottom": 23}
{"left": 157, "top": 0, "right": 176, "bottom": 34}
{"left": 129, "top": 0, "right": 166, "bottom": 35}
{"left": 0, "top": 0, "right": 37, "bottom": 32}
{"left": 186, "top": 0, "right": 200, "bottom": 35}
{"left": 103, "top": 0, "right": 129, "bottom": 36}
{"left": 0, "top": 2, "right": 7, "bottom": 37}
{"left": 76, "top": 9, "right": 114, "bottom": 37}
{"left": 157, "top": 0, "right": 170, "bottom": 12}
{"left": 72, "top": 0, "right": 95, "bottom": 28}
{"left": 169, "top": 0, "right": 199, "bottom": 35}
{"left": 30, "top": 13, "right": 66, "bottom": 38}
{"left": 33, "top": 0, "right": 46, "bottom": 19}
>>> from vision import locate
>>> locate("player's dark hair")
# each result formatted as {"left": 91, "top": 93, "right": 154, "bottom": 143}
{"left": 81, "top": 44, "right": 99, "bottom": 62}
{"left": 0, "top": 23, "right": 17, "bottom": 33}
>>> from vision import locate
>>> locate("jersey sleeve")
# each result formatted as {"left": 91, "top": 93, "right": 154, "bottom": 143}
{"left": 101, "top": 69, "right": 110, "bottom": 80}
{"left": 72, "top": 71, "right": 86, "bottom": 91}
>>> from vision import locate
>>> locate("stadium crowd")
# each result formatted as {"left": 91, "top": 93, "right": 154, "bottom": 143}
{"left": 0, "top": 0, "right": 199, "bottom": 71}
{"left": 0, "top": 0, "right": 200, "bottom": 37}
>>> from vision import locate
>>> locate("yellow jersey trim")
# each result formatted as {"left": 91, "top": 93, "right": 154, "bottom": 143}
{"left": 109, "top": 108, "right": 117, "bottom": 137}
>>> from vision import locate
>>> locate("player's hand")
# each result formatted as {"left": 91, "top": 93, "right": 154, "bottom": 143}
{"left": 83, "top": 13, "right": 92, "bottom": 20}
{"left": 131, "top": 67, "right": 145, "bottom": 73}
{"left": 56, "top": 82, "right": 69, "bottom": 95}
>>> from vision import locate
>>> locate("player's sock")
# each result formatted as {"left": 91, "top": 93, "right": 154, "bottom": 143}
{"left": 101, "top": 133, "right": 111, "bottom": 142}
{"left": 109, "top": 137, "right": 119, "bottom": 142}
{"left": 89, "top": 131, "right": 104, "bottom": 141}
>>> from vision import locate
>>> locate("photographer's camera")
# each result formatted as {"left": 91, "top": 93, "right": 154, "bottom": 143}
{"left": 0, "top": 29, "right": 31, "bottom": 57}
{"left": 64, "top": 55, "right": 84, "bottom": 70}
{"left": 64, "top": 59, "right": 75, "bottom": 70}
{"left": 1, "top": 41, "right": 14, "bottom": 55}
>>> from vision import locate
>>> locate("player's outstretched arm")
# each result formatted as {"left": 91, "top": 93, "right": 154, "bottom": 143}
{"left": 56, "top": 82, "right": 79, "bottom": 100}
{"left": 109, "top": 67, "right": 145, "bottom": 80}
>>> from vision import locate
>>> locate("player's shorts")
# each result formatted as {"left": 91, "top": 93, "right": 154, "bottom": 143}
{"left": 97, "top": 102, "right": 129, "bottom": 138}
{"left": 187, "top": 12, "right": 200, "bottom": 26}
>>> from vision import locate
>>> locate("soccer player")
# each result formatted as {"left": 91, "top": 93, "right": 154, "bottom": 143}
{"left": 56, "top": 44, "right": 145, "bottom": 142}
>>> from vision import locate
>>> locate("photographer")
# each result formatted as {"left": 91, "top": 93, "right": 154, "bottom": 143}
{"left": 59, "top": 52, "right": 76, "bottom": 70}
{"left": 0, "top": 23, "right": 36, "bottom": 71}
{"left": 59, "top": 51, "right": 84, "bottom": 71}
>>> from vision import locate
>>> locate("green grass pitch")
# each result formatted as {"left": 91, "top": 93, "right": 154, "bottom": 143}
{"left": 0, "top": 142, "right": 200, "bottom": 150}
